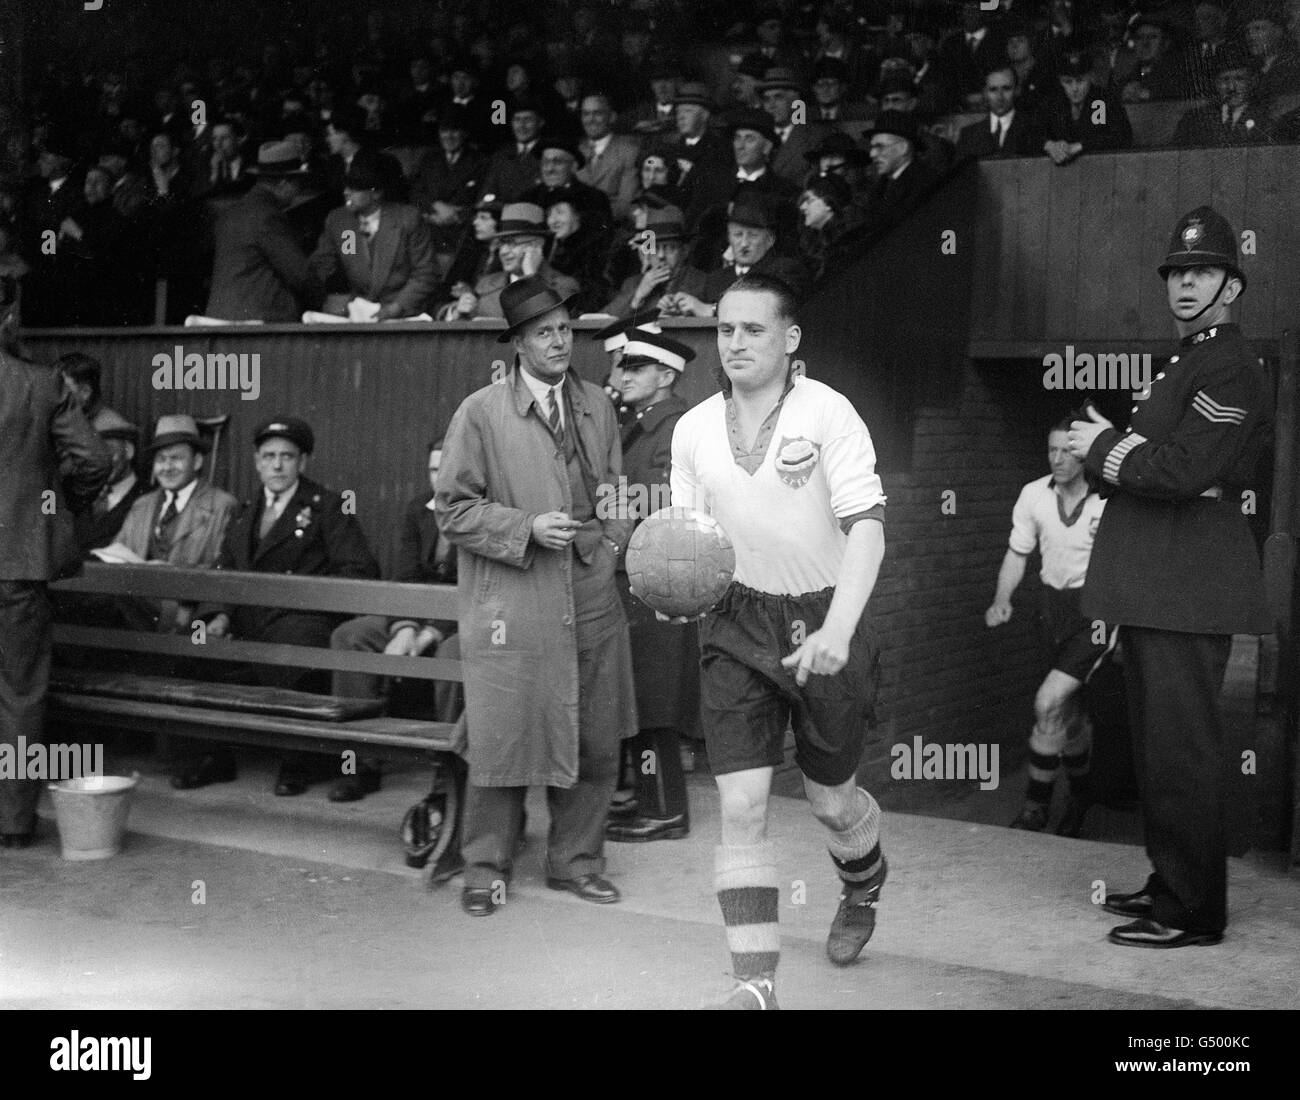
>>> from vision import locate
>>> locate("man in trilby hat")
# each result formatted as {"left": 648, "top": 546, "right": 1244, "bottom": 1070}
{"left": 435, "top": 275, "right": 637, "bottom": 917}
{"left": 1067, "top": 206, "right": 1271, "bottom": 948}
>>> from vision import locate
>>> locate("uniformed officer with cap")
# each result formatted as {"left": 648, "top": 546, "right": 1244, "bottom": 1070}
{"left": 195, "top": 415, "right": 380, "bottom": 796}
{"left": 607, "top": 331, "right": 699, "bottom": 843}
{"left": 1067, "top": 206, "right": 1270, "bottom": 948}
{"left": 591, "top": 307, "right": 663, "bottom": 417}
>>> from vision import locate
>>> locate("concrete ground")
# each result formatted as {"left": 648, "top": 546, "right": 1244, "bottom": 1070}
{"left": 2, "top": 746, "right": 1296, "bottom": 1011}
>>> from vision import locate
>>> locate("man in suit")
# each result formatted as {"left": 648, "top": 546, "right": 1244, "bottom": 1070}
{"left": 476, "top": 100, "right": 546, "bottom": 204}
{"left": 758, "top": 69, "right": 825, "bottom": 189}
{"left": 1244, "top": 1, "right": 1300, "bottom": 105}
{"left": 1119, "top": 15, "right": 1191, "bottom": 103}
{"left": 859, "top": 111, "right": 941, "bottom": 240}
{"left": 675, "top": 199, "right": 813, "bottom": 311}
{"left": 0, "top": 283, "right": 112, "bottom": 847}
{"left": 808, "top": 58, "right": 872, "bottom": 131}
{"left": 321, "top": 110, "right": 406, "bottom": 208}
{"left": 873, "top": 73, "right": 957, "bottom": 177}
{"left": 442, "top": 203, "right": 580, "bottom": 320}
{"left": 938, "top": 2, "right": 1009, "bottom": 110}
{"left": 576, "top": 94, "right": 641, "bottom": 223}
{"left": 309, "top": 156, "right": 437, "bottom": 320}
{"left": 200, "top": 417, "right": 380, "bottom": 796}
{"left": 75, "top": 409, "right": 146, "bottom": 553}
{"left": 1067, "top": 207, "right": 1271, "bottom": 948}
{"left": 517, "top": 139, "right": 613, "bottom": 236}
{"left": 206, "top": 141, "right": 322, "bottom": 322}
{"left": 602, "top": 204, "right": 709, "bottom": 316}
{"left": 627, "top": 68, "right": 681, "bottom": 136}
{"left": 193, "top": 119, "right": 253, "bottom": 202}
{"left": 329, "top": 441, "right": 460, "bottom": 802}
{"left": 438, "top": 58, "right": 496, "bottom": 151}
{"left": 957, "top": 65, "right": 1046, "bottom": 159}
{"left": 21, "top": 136, "right": 82, "bottom": 327}
{"left": 670, "top": 82, "right": 736, "bottom": 232}
{"left": 1173, "top": 47, "right": 1273, "bottom": 147}
{"left": 409, "top": 104, "right": 485, "bottom": 254}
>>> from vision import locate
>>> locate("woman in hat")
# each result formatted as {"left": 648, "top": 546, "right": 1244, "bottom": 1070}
{"left": 796, "top": 174, "right": 864, "bottom": 286}
{"left": 543, "top": 196, "right": 611, "bottom": 314}
{"left": 438, "top": 196, "right": 503, "bottom": 313}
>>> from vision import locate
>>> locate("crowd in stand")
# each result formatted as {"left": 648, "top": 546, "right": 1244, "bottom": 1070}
{"left": 5, "top": 0, "right": 1300, "bottom": 328}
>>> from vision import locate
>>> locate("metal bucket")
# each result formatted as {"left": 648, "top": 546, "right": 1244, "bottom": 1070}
{"left": 47, "top": 774, "right": 139, "bottom": 861}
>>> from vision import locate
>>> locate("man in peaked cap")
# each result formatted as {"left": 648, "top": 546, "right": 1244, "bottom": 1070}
{"left": 195, "top": 416, "right": 380, "bottom": 796}
{"left": 435, "top": 276, "right": 637, "bottom": 916}
{"left": 591, "top": 308, "right": 664, "bottom": 420}
{"left": 606, "top": 331, "right": 699, "bottom": 844}
{"left": 1067, "top": 207, "right": 1271, "bottom": 948}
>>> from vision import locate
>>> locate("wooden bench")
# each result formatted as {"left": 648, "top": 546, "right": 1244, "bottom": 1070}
{"left": 48, "top": 563, "right": 462, "bottom": 767}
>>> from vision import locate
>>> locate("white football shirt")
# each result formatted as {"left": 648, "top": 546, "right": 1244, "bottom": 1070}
{"left": 1008, "top": 474, "right": 1106, "bottom": 590}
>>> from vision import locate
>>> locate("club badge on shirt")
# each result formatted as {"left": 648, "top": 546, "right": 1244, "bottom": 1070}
{"left": 774, "top": 436, "right": 821, "bottom": 488}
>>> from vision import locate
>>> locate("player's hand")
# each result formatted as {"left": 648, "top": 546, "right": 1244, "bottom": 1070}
{"left": 1067, "top": 405, "right": 1113, "bottom": 459}
{"left": 985, "top": 601, "right": 1013, "bottom": 627}
{"left": 781, "top": 626, "right": 851, "bottom": 686}
{"left": 532, "top": 511, "right": 581, "bottom": 550}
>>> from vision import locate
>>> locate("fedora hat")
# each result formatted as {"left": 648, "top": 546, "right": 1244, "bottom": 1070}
{"left": 672, "top": 81, "right": 715, "bottom": 109}
{"left": 642, "top": 203, "right": 690, "bottom": 241}
{"left": 144, "top": 413, "right": 210, "bottom": 454}
{"left": 757, "top": 67, "right": 805, "bottom": 95}
{"left": 804, "top": 130, "right": 870, "bottom": 165}
{"left": 248, "top": 140, "right": 309, "bottom": 176}
{"left": 493, "top": 202, "right": 551, "bottom": 239}
{"left": 727, "top": 107, "right": 778, "bottom": 146}
{"left": 538, "top": 138, "right": 586, "bottom": 169}
{"left": 865, "top": 110, "right": 919, "bottom": 146}
{"left": 92, "top": 408, "right": 139, "bottom": 444}
{"left": 497, "top": 276, "right": 577, "bottom": 342}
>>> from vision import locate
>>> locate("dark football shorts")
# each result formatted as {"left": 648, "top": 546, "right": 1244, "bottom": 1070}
{"left": 698, "top": 582, "right": 880, "bottom": 787}
{"left": 1040, "top": 585, "right": 1112, "bottom": 684}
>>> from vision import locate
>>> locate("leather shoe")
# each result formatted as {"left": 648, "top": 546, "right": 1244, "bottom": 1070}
{"left": 274, "top": 765, "right": 311, "bottom": 797}
{"left": 328, "top": 766, "right": 381, "bottom": 802}
{"left": 170, "top": 752, "right": 236, "bottom": 790}
{"left": 1108, "top": 918, "right": 1223, "bottom": 948}
{"left": 1102, "top": 887, "right": 1155, "bottom": 917}
{"left": 461, "top": 886, "right": 498, "bottom": 916}
{"left": 0, "top": 831, "right": 35, "bottom": 849}
{"left": 546, "top": 873, "right": 621, "bottom": 904}
{"left": 605, "top": 813, "right": 689, "bottom": 843}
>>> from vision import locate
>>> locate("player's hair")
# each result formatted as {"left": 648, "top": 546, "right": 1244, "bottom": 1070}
{"left": 714, "top": 274, "right": 799, "bottom": 396}
{"left": 985, "top": 63, "right": 1018, "bottom": 87}
{"left": 56, "top": 352, "right": 103, "bottom": 403}
{"left": 1050, "top": 409, "right": 1084, "bottom": 435}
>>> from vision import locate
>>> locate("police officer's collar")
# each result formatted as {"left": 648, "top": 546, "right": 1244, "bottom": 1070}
{"left": 1180, "top": 322, "right": 1238, "bottom": 348}
{"left": 629, "top": 394, "right": 686, "bottom": 430}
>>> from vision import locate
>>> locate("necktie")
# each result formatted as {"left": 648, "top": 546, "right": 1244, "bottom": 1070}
{"left": 997, "top": 119, "right": 1007, "bottom": 148}
{"left": 156, "top": 492, "right": 178, "bottom": 536}
{"left": 259, "top": 492, "right": 280, "bottom": 539}
{"left": 92, "top": 484, "right": 112, "bottom": 518}
{"left": 546, "top": 385, "right": 564, "bottom": 442}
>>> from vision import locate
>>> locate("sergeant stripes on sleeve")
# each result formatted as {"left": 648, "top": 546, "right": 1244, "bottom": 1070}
{"left": 1102, "top": 432, "right": 1148, "bottom": 485}
{"left": 1192, "top": 390, "right": 1248, "bottom": 425}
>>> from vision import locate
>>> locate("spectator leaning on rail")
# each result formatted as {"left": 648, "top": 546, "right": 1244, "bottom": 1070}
{"left": 308, "top": 154, "right": 438, "bottom": 320}
{"left": 1040, "top": 50, "right": 1134, "bottom": 166}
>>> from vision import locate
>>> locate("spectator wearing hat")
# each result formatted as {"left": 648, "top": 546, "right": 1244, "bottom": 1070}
{"left": 590, "top": 309, "right": 664, "bottom": 420}
{"left": 577, "top": 93, "right": 642, "bottom": 223}
{"left": 758, "top": 68, "right": 824, "bottom": 188}
{"left": 544, "top": 196, "right": 611, "bottom": 313}
{"left": 322, "top": 109, "right": 406, "bottom": 208}
{"left": 519, "top": 137, "right": 613, "bottom": 234}
{"left": 752, "top": 7, "right": 809, "bottom": 79}
{"left": 1003, "top": 14, "right": 1052, "bottom": 114}
{"left": 308, "top": 154, "right": 437, "bottom": 320}
{"left": 20, "top": 136, "right": 81, "bottom": 327}
{"left": 811, "top": 11, "right": 879, "bottom": 100}
{"left": 75, "top": 408, "right": 147, "bottom": 553}
{"left": 206, "top": 140, "right": 323, "bottom": 322}
{"left": 802, "top": 130, "right": 873, "bottom": 195}
{"left": 669, "top": 82, "right": 736, "bottom": 229}
{"left": 1181, "top": 0, "right": 1234, "bottom": 99}
{"left": 726, "top": 107, "right": 801, "bottom": 203}
{"left": 434, "top": 275, "right": 637, "bottom": 916}
{"left": 60, "top": 163, "right": 132, "bottom": 325}
{"left": 628, "top": 68, "right": 682, "bottom": 135}
{"left": 442, "top": 202, "right": 580, "bottom": 320}
{"left": 439, "top": 194, "right": 504, "bottom": 306}
{"left": 395, "top": 55, "right": 442, "bottom": 144}
{"left": 727, "top": 53, "right": 774, "bottom": 113}
{"left": 871, "top": 73, "right": 956, "bottom": 176}
{"left": 409, "top": 104, "right": 485, "bottom": 251}
{"left": 1173, "top": 46, "right": 1274, "bottom": 146}
{"left": 676, "top": 199, "right": 812, "bottom": 312}
{"left": 938, "top": 2, "right": 1011, "bottom": 110}
{"left": 1244, "top": 1, "right": 1300, "bottom": 104}
{"left": 1090, "top": 0, "right": 1140, "bottom": 94}
{"left": 1041, "top": 50, "right": 1133, "bottom": 164}
{"left": 438, "top": 58, "right": 496, "bottom": 149}
{"left": 898, "top": 16, "right": 951, "bottom": 116}
{"left": 198, "top": 416, "right": 380, "bottom": 797}
{"left": 808, "top": 57, "right": 872, "bottom": 131}
{"left": 606, "top": 331, "right": 699, "bottom": 845}
{"left": 603, "top": 203, "right": 708, "bottom": 315}
{"left": 1119, "top": 15, "right": 1191, "bottom": 103}
{"left": 861, "top": 111, "right": 942, "bottom": 239}
{"left": 99, "top": 415, "right": 238, "bottom": 636}
{"left": 797, "top": 174, "right": 866, "bottom": 285}
{"left": 957, "top": 66, "right": 1046, "bottom": 158}
{"left": 634, "top": 145, "right": 687, "bottom": 210}
{"left": 476, "top": 100, "right": 546, "bottom": 205}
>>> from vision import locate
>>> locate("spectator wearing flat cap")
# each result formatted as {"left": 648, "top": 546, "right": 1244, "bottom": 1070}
{"left": 872, "top": 72, "right": 957, "bottom": 176}
{"left": 1243, "top": 1, "right": 1300, "bottom": 104}
{"left": 603, "top": 204, "right": 709, "bottom": 316}
{"left": 956, "top": 65, "right": 1046, "bottom": 159}
{"left": 197, "top": 416, "right": 380, "bottom": 797}
{"left": 75, "top": 408, "right": 147, "bottom": 553}
{"left": 860, "top": 111, "right": 942, "bottom": 239}
{"left": 434, "top": 275, "right": 637, "bottom": 916}
{"left": 206, "top": 140, "right": 323, "bottom": 322}
{"left": 441, "top": 202, "right": 580, "bottom": 320}
{"left": 476, "top": 99, "right": 546, "bottom": 204}
{"left": 409, "top": 104, "right": 486, "bottom": 250}
{"left": 1040, "top": 50, "right": 1134, "bottom": 164}
{"left": 308, "top": 154, "right": 437, "bottom": 320}
{"left": 1173, "top": 45, "right": 1274, "bottom": 146}
{"left": 519, "top": 137, "right": 614, "bottom": 236}
{"left": 808, "top": 57, "right": 872, "bottom": 130}
{"left": 758, "top": 68, "right": 825, "bottom": 188}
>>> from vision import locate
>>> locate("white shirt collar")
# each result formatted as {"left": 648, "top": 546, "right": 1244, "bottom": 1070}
{"left": 520, "top": 368, "right": 565, "bottom": 428}
{"left": 104, "top": 471, "right": 137, "bottom": 512}
{"left": 992, "top": 109, "right": 1015, "bottom": 133}
{"left": 890, "top": 158, "right": 911, "bottom": 180}
{"left": 736, "top": 166, "right": 766, "bottom": 181}
{"left": 167, "top": 478, "right": 199, "bottom": 513}
{"left": 359, "top": 208, "right": 381, "bottom": 236}
{"left": 266, "top": 481, "right": 298, "bottom": 511}
{"left": 967, "top": 28, "right": 987, "bottom": 46}
{"left": 590, "top": 133, "right": 613, "bottom": 156}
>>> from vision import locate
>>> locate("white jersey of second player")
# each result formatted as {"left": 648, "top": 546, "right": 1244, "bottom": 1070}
{"left": 670, "top": 374, "right": 886, "bottom": 597}
{"left": 1008, "top": 474, "right": 1106, "bottom": 591}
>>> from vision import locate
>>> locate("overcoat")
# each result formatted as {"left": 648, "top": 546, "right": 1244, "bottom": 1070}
{"left": 435, "top": 364, "right": 637, "bottom": 787}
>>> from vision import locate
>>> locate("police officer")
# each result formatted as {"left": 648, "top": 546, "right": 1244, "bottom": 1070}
{"left": 1067, "top": 207, "right": 1270, "bottom": 948}
{"left": 607, "top": 331, "right": 698, "bottom": 843}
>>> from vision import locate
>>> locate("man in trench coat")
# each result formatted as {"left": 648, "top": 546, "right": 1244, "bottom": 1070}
{"left": 435, "top": 276, "right": 637, "bottom": 917}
